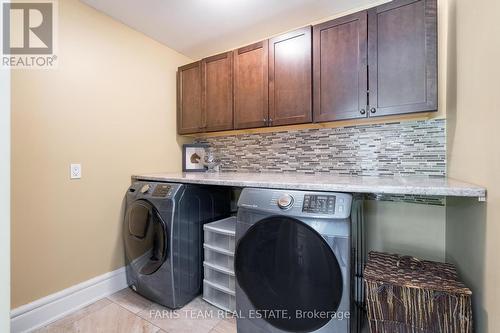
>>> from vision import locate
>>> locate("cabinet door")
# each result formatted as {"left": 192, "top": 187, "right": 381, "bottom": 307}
{"left": 234, "top": 41, "right": 269, "bottom": 129}
{"left": 269, "top": 27, "right": 312, "bottom": 126}
{"left": 313, "top": 12, "right": 368, "bottom": 122}
{"left": 368, "top": 0, "right": 437, "bottom": 117}
{"left": 177, "top": 61, "right": 202, "bottom": 134}
{"left": 202, "top": 51, "right": 234, "bottom": 132}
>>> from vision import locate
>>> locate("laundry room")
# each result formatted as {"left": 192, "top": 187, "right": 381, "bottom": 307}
{"left": 1, "top": 0, "right": 499, "bottom": 332}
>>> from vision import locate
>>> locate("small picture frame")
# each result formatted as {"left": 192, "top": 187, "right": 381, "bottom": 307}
{"left": 182, "top": 144, "right": 208, "bottom": 172}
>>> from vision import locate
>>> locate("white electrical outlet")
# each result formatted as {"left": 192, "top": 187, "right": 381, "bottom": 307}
{"left": 70, "top": 163, "right": 82, "bottom": 179}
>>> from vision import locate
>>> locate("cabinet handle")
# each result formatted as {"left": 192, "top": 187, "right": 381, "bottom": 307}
{"left": 360, "top": 109, "right": 366, "bottom": 115}
{"left": 370, "top": 108, "right": 377, "bottom": 114}
{"left": 263, "top": 118, "right": 267, "bottom": 125}
{"left": 269, "top": 118, "right": 273, "bottom": 125}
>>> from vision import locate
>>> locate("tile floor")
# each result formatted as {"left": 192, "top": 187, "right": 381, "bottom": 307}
{"left": 34, "top": 288, "right": 236, "bottom": 333}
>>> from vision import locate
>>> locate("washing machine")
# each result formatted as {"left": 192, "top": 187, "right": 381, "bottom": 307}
{"left": 123, "top": 181, "right": 231, "bottom": 309}
{"left": 235, "top": 188, "right": 354, "bottom": 333}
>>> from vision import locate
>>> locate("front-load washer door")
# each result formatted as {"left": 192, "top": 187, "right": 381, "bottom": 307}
{"left": 235, "top": 216, "right": 343, "bottom": 333}
{"left": 124, "top": 199, "right": 168, "bottom": 275}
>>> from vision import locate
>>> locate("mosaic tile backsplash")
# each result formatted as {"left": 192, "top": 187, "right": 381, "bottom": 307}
{"left": 196, "top": 119, "right": 446, "bottom": 206}
{"left": 196, "top": 119, "right": 446, "bottom": 177}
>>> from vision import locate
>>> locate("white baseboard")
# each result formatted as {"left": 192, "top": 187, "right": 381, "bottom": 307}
{"left": 10, "top": 267, "right": 129, "bottom": 333}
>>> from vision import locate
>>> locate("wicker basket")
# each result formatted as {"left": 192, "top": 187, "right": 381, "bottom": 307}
{"left": 364, "top": 252, "right": 473, "bottom": 333}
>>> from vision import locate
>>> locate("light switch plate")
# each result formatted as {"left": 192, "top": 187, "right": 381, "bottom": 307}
{"left": 70, "top": 163, "right": 82, "bottom": 179}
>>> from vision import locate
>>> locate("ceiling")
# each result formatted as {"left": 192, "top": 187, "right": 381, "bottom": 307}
{"left": 80, "top": 0, "right": 386, "bottom": 60}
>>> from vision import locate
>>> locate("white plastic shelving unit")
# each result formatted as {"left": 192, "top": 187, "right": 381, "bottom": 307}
{"left": 203, "top": 216, "right": 236, "bottom": 313}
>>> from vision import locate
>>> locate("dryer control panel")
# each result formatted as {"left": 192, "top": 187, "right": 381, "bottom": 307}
{"left": 238, "top": 188, "right": 352, "bottom": 219}
{"left": 302, "top": 194, "right": 336, "bottom": 214}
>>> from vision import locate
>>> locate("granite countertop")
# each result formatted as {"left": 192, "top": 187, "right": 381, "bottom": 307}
{"left": 132, "top": 172, "right": 486, "bottom": 200}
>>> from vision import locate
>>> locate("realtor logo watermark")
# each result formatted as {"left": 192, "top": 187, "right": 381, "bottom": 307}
{"left": 1, "top": 0, "right": 57, "bottom": 68}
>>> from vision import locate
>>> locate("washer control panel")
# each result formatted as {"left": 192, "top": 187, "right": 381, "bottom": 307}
{"left": 152, "top": 184, "right": 173, "bottom": 197}
{"left": 302, "top": 195, "right": 336, "bottom": 214}
{"left": 130, "top": 182, "right": 180, "bottom": 199}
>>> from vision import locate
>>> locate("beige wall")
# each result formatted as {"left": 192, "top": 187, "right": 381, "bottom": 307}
{"left": 1, "top": 68, "right": 11, "bottom": 330}
{"left": 11, "top": 0, "right": 191, "bottom": 308}
{"left": 365, "top": 201, "right": 446, "bottom": 261}
{"left": 445, "top": 0, "right": 500, "bottom": 331}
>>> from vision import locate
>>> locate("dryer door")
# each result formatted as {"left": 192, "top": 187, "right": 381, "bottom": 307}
{"left": 124, "top": 199, "right": 168, "bottom": 275}
{"left": 235, "top": 216, "right": 343, "bottom": 333}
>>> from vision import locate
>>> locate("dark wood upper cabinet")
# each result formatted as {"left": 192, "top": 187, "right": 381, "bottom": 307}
{"left": 233, "top": 41, "right": 269, "bottom": 130}
{"left": 202, "top": 51, "right": 234, "bottom": 132}
{"left": 368, "top": 0, "right": 437, "bottom": 117}
{"left": 269, "top": 27, "right": 312, "bottom": 126}
{"left": 177, "top": 0, "right": 438, "bottom": 135}
{"left": 177, "top": 61, "right": 202, "bottom": 135}
{"left": 313, "top": 11, "right": 368, "bottom": 122}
